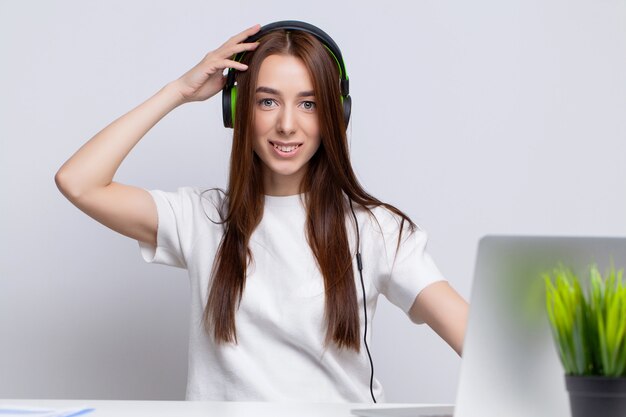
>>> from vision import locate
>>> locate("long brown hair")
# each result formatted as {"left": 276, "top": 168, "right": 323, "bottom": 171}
{"left": 203, "top": 29, "right": 417, "bottom": 352}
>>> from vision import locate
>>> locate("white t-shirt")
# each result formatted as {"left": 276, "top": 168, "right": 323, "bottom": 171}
{"left": 137, "top": 186, "right": 446, "bottom": 402}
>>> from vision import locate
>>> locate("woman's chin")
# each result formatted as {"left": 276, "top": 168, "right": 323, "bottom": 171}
{"left": 263, "top": 161, "right": 308, "bottom": 178}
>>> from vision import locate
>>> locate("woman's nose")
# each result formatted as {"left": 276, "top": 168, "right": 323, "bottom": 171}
{"left": 276, "top": 106, "right": 296, "bottom": 136}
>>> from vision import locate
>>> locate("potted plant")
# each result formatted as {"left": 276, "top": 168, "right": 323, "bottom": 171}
{"left": 544, "top": 261, "right": 626, "bottom": 417}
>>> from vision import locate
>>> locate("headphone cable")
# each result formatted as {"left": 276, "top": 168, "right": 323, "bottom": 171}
{"left": 349, "top": 199, "right": 377, "bottom": 403}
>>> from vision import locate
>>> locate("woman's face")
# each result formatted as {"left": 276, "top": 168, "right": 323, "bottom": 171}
{"left": 252, "top": 54, "right": 321, "bottom": 196}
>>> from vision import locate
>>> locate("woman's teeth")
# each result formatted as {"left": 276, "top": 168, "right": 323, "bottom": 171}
{"left": 273, "top": 143, "right": 301, "bottom": 153}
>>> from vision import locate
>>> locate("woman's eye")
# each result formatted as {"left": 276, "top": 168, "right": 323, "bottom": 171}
{"left": 301, "top": 101, "right": 316, "bottom": 111}
{"left": 258, "top": 98, "right": 276, "bottom": 108}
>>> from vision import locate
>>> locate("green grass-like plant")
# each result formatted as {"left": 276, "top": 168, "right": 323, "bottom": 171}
{"left": 544, "top": 261, "right": 626, "bottom": 376}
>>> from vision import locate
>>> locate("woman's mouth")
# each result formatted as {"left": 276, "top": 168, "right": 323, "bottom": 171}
{"left": 269, "top": 141, "right": 303, "bottom": 158}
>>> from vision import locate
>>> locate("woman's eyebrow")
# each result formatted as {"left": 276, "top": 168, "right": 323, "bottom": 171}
{"left": 255, "top": 86, "right": 315, "bottom": 98}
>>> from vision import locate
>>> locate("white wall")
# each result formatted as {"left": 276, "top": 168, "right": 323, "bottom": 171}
{"left": 1, "top": 0, "right": 625, "bottom": 403}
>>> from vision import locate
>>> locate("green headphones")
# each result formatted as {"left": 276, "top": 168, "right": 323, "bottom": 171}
{"left": 221, "top": 20, "right": 351, "bottom": 129}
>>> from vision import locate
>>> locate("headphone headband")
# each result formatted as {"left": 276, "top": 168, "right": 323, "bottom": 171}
{"left": 222, "top": 20, "right": 351, "bottom": 129}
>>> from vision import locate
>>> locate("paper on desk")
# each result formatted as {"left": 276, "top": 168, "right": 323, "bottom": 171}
{"left": 0, "top": 405, "right": 94, "bottom": 417}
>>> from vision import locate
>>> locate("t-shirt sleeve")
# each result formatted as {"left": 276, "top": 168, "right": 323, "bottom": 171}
{"left": 377, "top": 212, "right": 447, "bottom": 315}
{"left": 137, "top": 186, "right": 202, "bottom": 269}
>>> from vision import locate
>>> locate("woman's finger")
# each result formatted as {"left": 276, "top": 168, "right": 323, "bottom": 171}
{"left": 227, "top": 23, "right": 261, "bottom": 46}
{"left": 221, "top": 59, "right": 249, "bottom": 72}
{"left": 211, "top": 35, "right": 259, "bottom": 66}
{"left": 227, "top": 41, "right": 260, "bottom": 56}
{"left": 214, "top": 40, "right": 259, "bottom": 60}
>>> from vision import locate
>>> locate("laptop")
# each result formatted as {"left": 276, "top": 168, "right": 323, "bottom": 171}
{"left": 352, "top": 235, "right": 626, "bottom": 417}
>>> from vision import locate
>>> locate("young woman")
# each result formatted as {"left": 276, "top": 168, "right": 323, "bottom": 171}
{"left": 55, "top": 21, "right": 468, "bottom": 403}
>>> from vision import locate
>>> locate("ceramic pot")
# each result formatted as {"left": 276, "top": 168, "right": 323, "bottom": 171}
{"left": 565, "top": 375, "right": 626, "bottom": 417}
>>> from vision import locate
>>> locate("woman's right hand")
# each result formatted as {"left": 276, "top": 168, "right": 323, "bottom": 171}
{"left": 173, "top": 24, "right": 262, "bottom": 104}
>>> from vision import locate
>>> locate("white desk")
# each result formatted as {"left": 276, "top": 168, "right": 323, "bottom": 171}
{"left": 0, "top": 399, "right": 453, "bottom": 417}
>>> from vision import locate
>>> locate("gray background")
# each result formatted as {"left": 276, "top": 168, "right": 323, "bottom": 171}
{"left": 1, "top": 0, "right": 625, "bottom": 404}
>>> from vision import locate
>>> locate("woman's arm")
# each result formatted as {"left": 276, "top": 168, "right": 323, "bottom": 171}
{"left": 54, "top": 83, "right": 185, "bottom": 246}
{"left": 54, "top": 24, "right": 261, "bottom": 245}
{"left": 55, "top": 83, "right": 185, "bottom": 198}
{"left": 408, "top": 281, "right": 469, "bottom": 356}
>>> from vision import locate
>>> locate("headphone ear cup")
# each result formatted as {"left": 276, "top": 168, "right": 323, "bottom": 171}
{"left": 221, "top": 85, "right": 238, "bottom": 128}
{"left": 222, "top": 85, "right": 232, "bottom": 128}
{"left": 230, "top": 86, "right": 238, "bottom": 127}
{"left": 342, "top": 95, "right": 352, "bottom": 128}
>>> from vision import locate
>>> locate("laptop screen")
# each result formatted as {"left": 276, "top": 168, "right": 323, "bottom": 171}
{"left": 455, "top": 235, "right": 626, "bottom": 417}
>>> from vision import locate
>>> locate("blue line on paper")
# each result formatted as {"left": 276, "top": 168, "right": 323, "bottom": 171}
{"left": 63, "top": 409, "right": 95, "bottom": 417}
